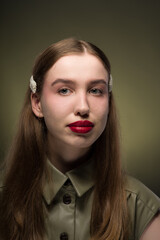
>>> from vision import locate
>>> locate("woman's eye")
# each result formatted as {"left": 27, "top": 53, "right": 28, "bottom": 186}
{"left": 58, "top": 88, "right": 72, "bottom": 95}
{"left": 89, "top": 88, "right": 103, "bottom": 95}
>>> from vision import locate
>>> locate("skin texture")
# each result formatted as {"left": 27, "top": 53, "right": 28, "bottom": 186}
{"left": 140, "top": 214, "right": 160, "bottom": 240}
{"left": 31, "top": 53, "right": 109, "bottom": 172}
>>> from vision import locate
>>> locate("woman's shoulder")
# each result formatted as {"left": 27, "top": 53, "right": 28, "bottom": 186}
{"left": 125, "top": 175, "right": 160, "bottom": 239}
{"left": 125, "top": 175, "right": 160, "bottom": 208}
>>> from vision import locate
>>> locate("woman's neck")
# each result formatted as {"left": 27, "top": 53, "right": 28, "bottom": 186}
{"left": 47, "top": 138, "right": 91, "bottom": 173}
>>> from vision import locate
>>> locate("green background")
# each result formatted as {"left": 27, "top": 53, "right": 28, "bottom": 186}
{"left": 1, "top": 0, "right": 160, "bottom": 196}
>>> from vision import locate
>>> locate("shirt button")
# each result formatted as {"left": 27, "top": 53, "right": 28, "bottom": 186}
{"left": 60, "top": 232, "right": 68, "bottom": 240}
{"left": 63, "top": 194, "right": 71, "bottom": 204}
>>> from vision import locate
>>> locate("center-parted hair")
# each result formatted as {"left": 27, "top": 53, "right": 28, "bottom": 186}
{"left": 0, "top": 38, "right": 128, "bottom": 240}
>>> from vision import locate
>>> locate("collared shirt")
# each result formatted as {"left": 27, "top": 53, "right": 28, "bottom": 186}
{"left": 0, "top": 160, "right": 160, "bottom": 240}
{"left": 43, "top": 159, "right": 95, "bottom": 240}
{"left": 42, "top": 160, "right": 160, "bottom": 240}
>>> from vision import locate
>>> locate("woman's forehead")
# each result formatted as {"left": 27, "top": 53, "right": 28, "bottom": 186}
{"left": 45, "top": 53, "right": 108, "bottom": 81}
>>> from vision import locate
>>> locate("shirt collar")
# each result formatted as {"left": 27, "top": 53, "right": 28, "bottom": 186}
{"left": 43, "top": 158, "right": 95, "bottom": 205}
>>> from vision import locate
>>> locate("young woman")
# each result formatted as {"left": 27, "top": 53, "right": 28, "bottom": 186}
{"left": 0, "top": 38, "right": 160, "bottom": 240}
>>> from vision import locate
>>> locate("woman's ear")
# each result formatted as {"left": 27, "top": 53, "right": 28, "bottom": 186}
{"left": 31, "top": 93, "right": 44, "bottom": 118}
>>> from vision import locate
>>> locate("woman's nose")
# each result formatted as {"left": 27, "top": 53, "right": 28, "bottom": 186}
{"left": 74, "top": 93, "right": 90, "bottom": 117}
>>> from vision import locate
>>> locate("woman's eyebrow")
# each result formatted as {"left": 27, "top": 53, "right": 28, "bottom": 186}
{"left": 51, "top": 79, "right": 75, "bottom": 86}
{"left": 89, "top": 79, "right": 107, "bottom": 85}
{"left": 51, "top": 79, "right": 108, "bottom": 86}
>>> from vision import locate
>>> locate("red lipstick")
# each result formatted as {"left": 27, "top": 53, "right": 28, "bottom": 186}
{"left": 68, "top": 120, "right": 94, "bottom": 133}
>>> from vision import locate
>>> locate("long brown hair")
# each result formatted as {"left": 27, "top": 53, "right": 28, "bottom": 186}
{"left": 0, "top": 38, "right": 128, "bottom": 240}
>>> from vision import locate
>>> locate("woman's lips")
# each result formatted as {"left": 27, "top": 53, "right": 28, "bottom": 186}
{"left": 68, "top": 120, "right": 94, "bottom": 133}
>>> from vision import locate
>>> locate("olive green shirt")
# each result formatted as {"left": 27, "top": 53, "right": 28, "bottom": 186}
{"left": 0, "top": 159, "right": 160, "bottom": 240}
{"left": 42, "top": 160, "right": 160, "bottom": 240}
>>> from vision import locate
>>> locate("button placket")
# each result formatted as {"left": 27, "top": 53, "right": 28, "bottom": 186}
{"left": 57, "top": 182, "right": 76, "bottom": 240}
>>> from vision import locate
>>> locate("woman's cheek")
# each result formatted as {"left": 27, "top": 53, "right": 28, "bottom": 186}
{"left": 43, "top": 97, "right": 73, "bottom": 119}
{"left": 91, "top": 97, "right": 109, "bottom": 114}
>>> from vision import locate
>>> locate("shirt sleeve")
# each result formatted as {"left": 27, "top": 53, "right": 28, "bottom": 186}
{"left": 126, "top": 176, "right": 160, "bottom": 240}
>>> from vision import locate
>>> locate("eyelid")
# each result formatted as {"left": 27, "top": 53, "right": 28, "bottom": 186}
{"left": 89, "top": 84, "right": 107, "bottom": 91}
{"left": 56, "top": 84, "right": 107, "bottom": 96}
{"left": 89, "top": 88, "right": 103, "bottom": 94}
{"left": 58, "top": 87, "right": 73, "bottom": 95}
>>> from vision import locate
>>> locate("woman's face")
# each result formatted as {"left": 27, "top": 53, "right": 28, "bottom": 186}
{"left": 33, "top": 53, "right": 109, "bottom": 151}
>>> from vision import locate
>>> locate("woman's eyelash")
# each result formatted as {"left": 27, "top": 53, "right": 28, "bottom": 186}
{"left": 57, "top": 87, "right": 104, "bottom": 96}
{"left": 89, "top": 88, "right": 103, "bottom": 95}
{"left": 58, "top": 88, "right": 72, "bottom": 95}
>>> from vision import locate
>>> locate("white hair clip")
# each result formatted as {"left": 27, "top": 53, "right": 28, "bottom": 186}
{"left": 30, "top": 76, "right": 37, "bottom": 93}
{"left": 109, "top": 74, "right": 113, "bottom": 92}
